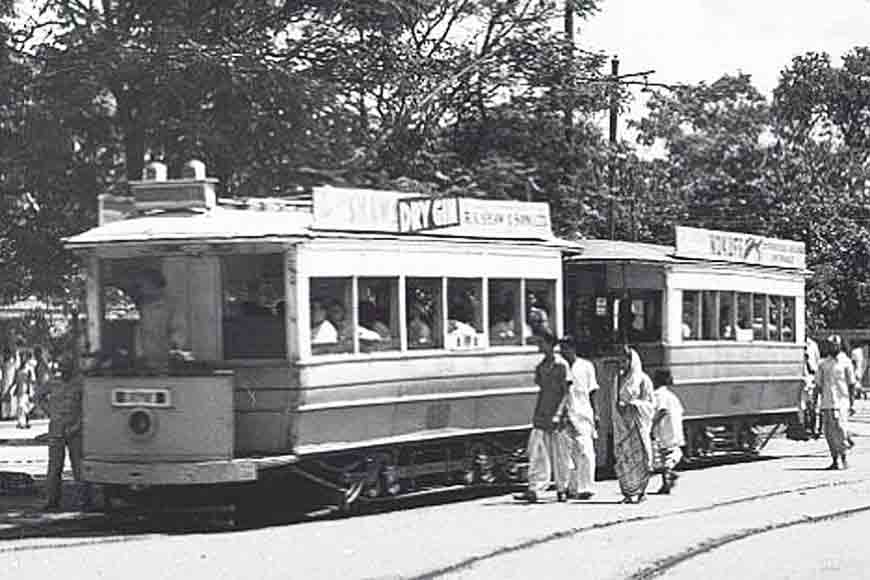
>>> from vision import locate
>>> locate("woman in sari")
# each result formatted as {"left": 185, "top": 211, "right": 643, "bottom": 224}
{"left": 613, "top": 346, "right": 656, "bottom": 503}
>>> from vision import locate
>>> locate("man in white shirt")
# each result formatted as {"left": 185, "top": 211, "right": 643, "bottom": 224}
{"left": 651, "top": 369, "right": 685, "bottom": 494}
{"left": 555, "top": 336, "right": 599, "bottom": 501}
{"left": 816, "top": 335, "right": 856, "bottom": 470}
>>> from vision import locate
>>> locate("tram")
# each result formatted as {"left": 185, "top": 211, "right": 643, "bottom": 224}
{"left": 66, "top": 162, "right": 565, "bottom": 509}
{"left": 564, "top": 230, "right": 808, "bottom": 466}
{"left": 65, "top": 164, "right": 807, "bottom": 510}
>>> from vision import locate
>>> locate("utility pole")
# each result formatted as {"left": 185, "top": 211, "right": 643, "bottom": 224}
{"left": 563, "top": 1, "right": 575, "bottom": 143}
{"left": 608, "top": 56, "right": 619, "bottom": 240}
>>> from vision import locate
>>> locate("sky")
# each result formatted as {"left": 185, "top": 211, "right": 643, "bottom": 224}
{"left": 579, "top": 0, "right": 870, "bottom": 117}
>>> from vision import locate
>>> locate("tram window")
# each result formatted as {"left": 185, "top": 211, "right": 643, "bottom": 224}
{"left": 447, "top": 278, "right": 484, "bottom": 349}
{"left": 568, "top": 294, "right": 614, "bottom": 348}
{"left": 624, "top": 293, "right": 662, "bottom": 343}
{"left": 701, "top": 291, "right": 718, "bottom": 340}
{"left": 782, "top": 297, "right": 796, "bottom": 342}
{"left": 489, "top": 279, "right": 522, "bottom": 346}
{"left": 719, "top": 292, "right": 736, "bottom": 340}
{"left": 358, "top": 277, "right": 399, "bottom": 352}
{"left": 768, "top": 295, "right": 783, "bottom": 341}
{"left": 736, "top": 293, "right": 753, "bottom": 341}
{"left": 752, "top": 294, "right": 767, "bottom": 340}
{"left": 223, "top": 254, "right": 286, "bottom": 359}
{"left": 100, "top": 258, "right": 154, "bottom": 368}
{"left": 407, "top": 277, "right": 442, "bottom": 349}
{"left": 526, "top": 279, "right": 555, "bottom": 343}
{"left": 682, "top": 291, "right": 700, "bottom": 340}
{"left": 310, "top": 277, "right": 353, "bottom": 355}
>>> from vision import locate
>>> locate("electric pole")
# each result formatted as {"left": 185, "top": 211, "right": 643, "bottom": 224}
{"left": 608, "top": 56, "right": 619, "bottom": 240}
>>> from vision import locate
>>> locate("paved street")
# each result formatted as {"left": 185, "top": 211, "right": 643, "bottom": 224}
{"left": 1, "top": 403, "right": 869, "bottom": 579}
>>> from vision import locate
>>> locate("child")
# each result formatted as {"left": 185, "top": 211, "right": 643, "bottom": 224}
{"left": 651, "top": 369, "right": 685, "bottom": 494}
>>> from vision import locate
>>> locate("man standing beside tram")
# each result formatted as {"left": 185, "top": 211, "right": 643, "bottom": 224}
{"left": 815, "top": 335, "right": 856, "bottom": 470}
{"left": 554, "top": 336, "right": 599, "bottom": 500}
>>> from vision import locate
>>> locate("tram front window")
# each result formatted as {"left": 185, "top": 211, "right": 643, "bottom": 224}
{"left": 100, "top": 258, "right": 190, "bottom": 370}
{"left": 223, "top": 254, "right": 286, "bottom": 359}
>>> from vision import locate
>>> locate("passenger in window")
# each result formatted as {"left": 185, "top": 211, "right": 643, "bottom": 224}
{"left": 311, "top": 299, "right": 338, "bottom": 345}
{"left": 490, "top": 302, "right": 518, "bottom": 341}
{"left": 720, "top": 306, "right": 735, "bottom": 339}
{"left": 681, "top": 312, "right": 694, "bottom": 340}
{"left": 448, "top": 300, "right": 478, "bottom": 347}
{"left": 326, "top": 300, "right": 351, "bottom": 342}
{"left": 408, "top": 303, "right": 433, "bottom": 346}
{"left": 358, "top": 301, "right": 391, "bottom": 342}
{"left": 527, "top": 293, "right": 551, "bottom": 335}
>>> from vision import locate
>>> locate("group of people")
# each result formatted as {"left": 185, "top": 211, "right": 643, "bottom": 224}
{"left": 515, "top": 331, "right": 685, "bottom": 504}
{"left": 803, "top": 334, "right": 859, "bottom": 470}
{"left": 0, "top": 342, "right": 53, "bottom": 429}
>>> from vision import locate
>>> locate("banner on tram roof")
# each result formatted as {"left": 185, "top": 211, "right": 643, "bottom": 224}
{"left": 674, "top": 226, "right": 806, "bottom": 269}
{"left": 312, "top": 187, "right": 553, "bottom": 240}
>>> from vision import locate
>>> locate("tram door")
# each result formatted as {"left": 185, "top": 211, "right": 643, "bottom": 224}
{"left": 564, "top": 282, "right": 665, "bottom": 470}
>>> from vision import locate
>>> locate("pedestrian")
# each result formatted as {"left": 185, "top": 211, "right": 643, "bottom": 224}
{"left": 14, "top": 350, "right": 35, "bottom": 429}
{"left": 44, "top": 351, "right": 95, "bottom": 511}
{"left": 613, "top": 345, "right": 656, "bottom": 504}
{"left": 514, "top": 329, "right": 569, "bottom": 503}
{"left": 803, "top": 337, "right": 821, "bottom": 438}
{"left": 0, "top": 344, "right": 18, "bottom": 420}
{"left": 815, "top": 334, "right": 855, "bottom": 470}
{"left": 651, "top": 369, "right": 685, "bottom": 494}
{"left": 33, "top": 345, "right": 53, "bottom": 418}
{"left": 555, "top": 336, "right": 599, "bottom": 501}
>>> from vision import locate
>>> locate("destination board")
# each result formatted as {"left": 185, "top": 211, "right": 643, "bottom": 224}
{"left": 675, "top": 226, "right": 806, "bottom": 269}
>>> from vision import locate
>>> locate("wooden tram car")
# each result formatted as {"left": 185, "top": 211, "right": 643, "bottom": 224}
{"left": 66, "top": 162, "right": 566, "bottom": 508}
{"left": 66, "top": 164, "right": 807, "bottom": 509}
{"left": 564, "top": 230, "right": 808, "bottom": 466}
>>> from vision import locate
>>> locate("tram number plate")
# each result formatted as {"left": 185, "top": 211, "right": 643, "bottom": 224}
{"left": 111, "top": 388, "right": 173, "bottom": 408}
{"left": 426, "top": 403, "right": 451, "bottom": 429}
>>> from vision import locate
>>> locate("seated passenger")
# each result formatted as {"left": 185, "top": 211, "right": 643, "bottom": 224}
{"left": 490, "top": 307, "right": 518, "bottom": 341}
{"left": 408, "top": 304, "right": 433, "bottom": 346}
{"left": 311, "top": 299, "right": 338, "bottom": 345}
{"left": 326, "top": 300, "right": 351, "bottom": 341}
{"left": 359, "top": 301, "right": 391, "bottom": 342}
{"left": 526, "top": 297, "right": 551, "bottom": 336}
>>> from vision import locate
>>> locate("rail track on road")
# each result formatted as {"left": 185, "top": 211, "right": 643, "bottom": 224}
{"left": 406, "top": 467, "right": 870, "bottom": 580}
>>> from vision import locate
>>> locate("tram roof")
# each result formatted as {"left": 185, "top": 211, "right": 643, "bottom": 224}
{"left": 567, "top": 239, "right": 678, "bottom": 264}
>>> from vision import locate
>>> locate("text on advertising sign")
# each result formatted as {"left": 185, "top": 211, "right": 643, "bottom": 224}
{"left": 674, "top": 226, "right": 806, "bottom": 269}
{"left": 398, "top": 197, "right": 461, "bottom": 233}
{"left": 313, "top": 187, "right": 553, "bottom": 240}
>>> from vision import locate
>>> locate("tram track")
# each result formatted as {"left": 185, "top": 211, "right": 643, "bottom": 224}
{"left": 3, "top": 452, "right": 868, "bottom": 571}
{"left": 407, "top": 473, "right": 870, "bottom": 580}
{"left": 627, "top": 502, "right": 870, "bottom": 580}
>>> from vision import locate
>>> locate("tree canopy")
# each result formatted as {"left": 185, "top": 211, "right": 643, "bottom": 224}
{"left": 2, "top": 1, "right": 870, "bottom": 330}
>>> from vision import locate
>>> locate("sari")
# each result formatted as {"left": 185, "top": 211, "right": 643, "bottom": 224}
{"left": 613, "top": 349, "right": 656, "bottom": 498}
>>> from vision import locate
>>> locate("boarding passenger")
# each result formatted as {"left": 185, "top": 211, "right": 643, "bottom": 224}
{"left": 311, "top": 299, "right": 338, "bottom": 345}
{"left": 815, "top": 335, "right": 856, "bottom": 470}
{"left": 515, "top": 330, "right": 569, "bottom": 503}
{"left": 651, "top": 369, "right": 685, "bottom": 494}
{"left": 556, "top": 336, "right": 599, "bottom": 501}
{"left": 613, "top": 345, "right": 656, "bottom": 504}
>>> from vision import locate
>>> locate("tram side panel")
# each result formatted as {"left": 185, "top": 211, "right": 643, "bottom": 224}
{"left": 291, "top": 352, "right": 539, "bottom": 455}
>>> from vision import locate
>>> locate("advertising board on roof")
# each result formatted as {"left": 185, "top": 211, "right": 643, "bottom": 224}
{"left": 313, "top": 187, "right": 553, "bottom": 240}
{"left": 675, "top": 226, "right": 806, "bottom": 270}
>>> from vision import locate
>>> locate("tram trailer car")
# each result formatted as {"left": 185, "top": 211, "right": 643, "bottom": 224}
{"left": 563, "top": 229, "right": 808, "bottom": 466}
{"left": 65, "top": 162, "right": 568, "bottom": 510}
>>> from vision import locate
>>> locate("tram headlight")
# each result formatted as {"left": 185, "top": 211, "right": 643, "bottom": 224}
{"left": 127, "top": 408, "right": 157, "bottom": 440}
